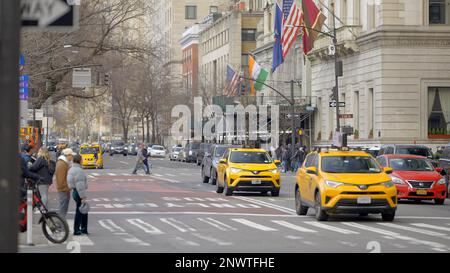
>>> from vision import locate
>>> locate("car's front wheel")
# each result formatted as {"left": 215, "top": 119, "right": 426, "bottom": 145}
{"left": 271, "top": 189, "right": 280, "bottom": 197}
{"left": 434, "top": 198, "right": 445, "bottom": 205}
{"left": 210, "top": 169, "right": 217, "bottom": 185}
{"left": 381, "top": 210, "right": 396, "bottom": 221}
{"left": 295, "top": 187, "right": 308, "bottom": 216}
{"left": 216, "top": 179, "right": 224, "bottom": 194}
{"left": 315, "top": 192, "right": 328, "bottom": 221}
{"left": 223, "top": 176, "right": 233, "bottom": 196}
{"left": 202, "top": 167, "right": 210, "bottom": 184}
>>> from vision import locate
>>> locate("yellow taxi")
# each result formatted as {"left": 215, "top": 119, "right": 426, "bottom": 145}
{"left": 79, "top": 144, "right": 104, "bottom": 169}
{"left": 295, "top": 149, "right": 397, "bottom": 221}
{"left": 216, "top": 148, "right": 281, "bottom": 196}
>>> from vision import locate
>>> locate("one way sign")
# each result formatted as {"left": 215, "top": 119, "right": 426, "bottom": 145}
{"left": 21, "top": 0, "right": 78, "bottom": 29}
{"left": 329, "top": 101, "right": 346, "bottom": 108}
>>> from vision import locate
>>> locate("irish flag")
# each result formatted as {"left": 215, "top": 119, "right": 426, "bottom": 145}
{"left": 249, "top": 55, "right": 269, "bottom": 95}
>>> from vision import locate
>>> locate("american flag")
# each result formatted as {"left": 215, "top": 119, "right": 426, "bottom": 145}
{"left": 281, "top": 0, "right": 303, "bottom": 59}
{"left": 224, "top": 65, "right": 241, "bottom": 97}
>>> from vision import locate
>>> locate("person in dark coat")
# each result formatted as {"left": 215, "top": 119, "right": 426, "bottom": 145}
{"left": 30, "top": 147, "right": 55, "bottom": 207}
{"left": 19, "top": 154, "right": 42, "bottom": 201}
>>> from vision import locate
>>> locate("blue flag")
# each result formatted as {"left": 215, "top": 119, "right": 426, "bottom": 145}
{"left": 272, "top": 2, "right": 284, "bottom": 73}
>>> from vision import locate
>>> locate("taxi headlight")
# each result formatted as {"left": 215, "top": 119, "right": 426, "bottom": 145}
{"left": 390, "top": 175, "right": 405, "bottom": 185}
{"left": 325, "top": 180, "right": 344, "bottom": 188}
{"left": 230, "top": 168, "right": 242, "bottom": 174}
{"left": 437, "top": 178, "right": 446, "bottom": 185}
{"left": 381, "top": 181, "right": 395, "bottom": 188}
{"left": 269, "top": 168, "right": 279, "bottom": 174}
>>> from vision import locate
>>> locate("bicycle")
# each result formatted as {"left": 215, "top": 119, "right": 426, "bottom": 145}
{"left": 18, "top": 179, "right": 69, "bottom": 244}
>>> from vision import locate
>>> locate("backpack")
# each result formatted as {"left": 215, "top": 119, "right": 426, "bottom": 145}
{"left": 48, "top": 160, "right": 56, "bottom": 175}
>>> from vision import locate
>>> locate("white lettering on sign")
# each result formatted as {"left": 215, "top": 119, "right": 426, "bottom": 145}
{"left": 21, "top": 0, "right": 70, "bottom": 27}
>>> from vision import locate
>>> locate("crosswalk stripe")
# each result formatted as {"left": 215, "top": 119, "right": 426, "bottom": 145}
{"left": 343, "top": 222, "right": 450, "bottom": 251}
{"left": 88, "top": 175, "right": 96, "bottom": 179}
{"left": 108, "top": 173, "right": 117, "bottom": 176}
{"left": 91, "top": 173, "right": 100, "bottom": 176}
{"left": 231, "top": 218, "right": 277, "bottom": 231}
{"left": 272, "top": 220, "right": 317, "bottom": 233}
{"left": 98, "top": 219, "right": 125, "bottom": 233}
{"left": 378, "top": 223, "right": 448, "bottom": 238}
{"left": 304, "top": 222, "right": 359, "bottom": 235}
{"left": 191, "top": 233, "right": 233, "bottom": 246}
{"left": 166, "top": 174, "right": 176, "bottom": 177}
{"left": 198, "top": 218, "right": 237, "bottom": 231}
{"left": 153, "top": 174, "right": 163, "bottom": 177}
{"left": 160, "top": 218, "right": 196, "bottom": 232}
{"left": 127, "top": 219, "right": 164, "bottom": 235}
{"left": 65, "top": 219, "right": 94, "bottom": 246}
{"left": 206, "top": 218, "right": 238, "bottom": 231}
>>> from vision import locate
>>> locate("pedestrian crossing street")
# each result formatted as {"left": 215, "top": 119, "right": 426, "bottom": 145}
{"left": 86, "top": 168, "right": 198, "bottom": 183}
{"left": 80, "top": 216, "right": 450, "bottom": 252}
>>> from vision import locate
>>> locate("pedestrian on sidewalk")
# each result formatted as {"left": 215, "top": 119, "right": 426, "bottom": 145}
{"left": 132, "top": 144, "right": 147, "bottom": 174}
{"left": 55, "top": 148, "right": 75, "bottom": 218}
{"left": 142, "top": 144, "right": 151, "bottom": 174}
{"left": 30, "top": 147, "right": 56, "bottom": 208}
{"left": 68, "top": 154, "right": 89, "bottom": 236}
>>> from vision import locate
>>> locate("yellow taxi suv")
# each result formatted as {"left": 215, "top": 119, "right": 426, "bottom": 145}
{"left": 295, "top": 150, "right": 397, "bottom": 221}
{"left": 79, "top": 144, "right": 104, "bottom": 169}
{"left": 216, "top": 148, "right": 281, "bottom": 196}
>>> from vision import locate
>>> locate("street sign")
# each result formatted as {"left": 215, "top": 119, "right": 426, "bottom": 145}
{"left": 28, "top": 109, "right": 44, "bottom": 121}
{"left": 72, "top": 68, "right": 92, "bottom": 88}
{"left": 19, "top": 75, "right": 29, "bottom": 100}
{"left": 339, "top": 114, "right": 354, "bottom": 119}
{"left": 329, "top": 101, "right": 345, "bottom": 108}
{"left": 21, "top": 0, "right": 77, "bottom": 28}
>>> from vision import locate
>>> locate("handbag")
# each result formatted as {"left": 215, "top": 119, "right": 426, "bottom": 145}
{"left": 79, "top": 202, "right": 90, "bottom": 214}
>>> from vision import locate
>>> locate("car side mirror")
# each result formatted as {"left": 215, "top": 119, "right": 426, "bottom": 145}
{"left": 435, "top": 167, "right": 443, "bottom": 173}
{"left": 274, "top": 160, "right": 281, "bottom": 166}
{"left": 384, "top": 167, "right": 393, "bottom": 174}
{"left": 219, "top": 158, "right": 227, "bottom": 164}
{"left": 306, "top": 167, "right": 317, "bottom": 175}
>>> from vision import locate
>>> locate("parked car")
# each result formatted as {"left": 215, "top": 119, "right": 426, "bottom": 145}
{"left": 379, "top": 144, "right": 437, "bottom": 167}
{"left": 46, "top": 141, "right": 56, "bottom": 152}
{"left": 438, "top": 143, "right": 450, "bottom": 197}
{"left": 377, "top": 154, "right": 447, "bottom": 204}
{"left": 148, "top": 145, "right": 166, "bottom": 158}
{"left": 127, "top": 143, "right": 138, "bottom": 156}
{"left": 110, "top": 141, "right": 128, "bottom": 156}
{"left": 169, "top": 146, "right": 183, "bottom": 161}
{"left": 183, "top": 142, "right": 201, "bottom": 163}
{"left": 201, "top": 144, "right": 241, "bottom": 185}
{"left": 79, "top": 143, "right": 104, "bottom": 169}
{"left": 196, "top": 143, "right": 212, "bottom": 166}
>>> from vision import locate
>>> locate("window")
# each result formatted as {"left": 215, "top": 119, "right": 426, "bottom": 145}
{"left": 377, "top": 157, "right": 387, "bottom": 167}
{"left": 210, "top": 6, "right": 218, "bottom": 13}
{"left": 242, "top": 29, "right": 257, "bottom": 41}
{"left": 185, "top": 5, "right": 197, "bottom": 20}
{"left": 429, "top": 0, "right": 448, "bottom": 24}
{"left": 353, "top": 91, "right": 360, "bottom": 131}
{"left": 368, "top": 88, "right": 374, "bottom": 137}
{"left": 304, "top": 154, "right": 317, "bottom": 168}
{"left": 428, "top": 87, "right": 450, "bottom": 137}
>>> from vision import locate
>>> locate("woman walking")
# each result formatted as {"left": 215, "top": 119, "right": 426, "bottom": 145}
{"left": 67, "top": 154, "right": 89, "bottom": 236}
{"left": 30, "top": 147, "right": 55, "bottom": 207}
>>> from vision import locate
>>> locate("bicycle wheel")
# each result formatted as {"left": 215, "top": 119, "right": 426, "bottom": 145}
{"left": 41, "top": 212, "right": 69, "bottom": 244}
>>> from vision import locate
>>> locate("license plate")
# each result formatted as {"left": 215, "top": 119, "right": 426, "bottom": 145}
{"left": 251, "top": 180, "right": 262, "bottom": 185}
{"left": 416, "top": 189, "right": 428, "bottom": 195}
{"left": 357, "top": 196, "right": 371, "bottom": 204}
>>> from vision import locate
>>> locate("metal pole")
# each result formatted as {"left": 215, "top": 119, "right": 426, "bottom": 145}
{"left": 0, "top": 0, "right": 20, "bottom": 253}
{"left": 333, "top": 4, "right": 340, "bottom": 133}
{"left": 291, "top": 80, "right": 296, "bottom": 151}
{"left": 26, "top": 188, "right": 33, "bottom": 246}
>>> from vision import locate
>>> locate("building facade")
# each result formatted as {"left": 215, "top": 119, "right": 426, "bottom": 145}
{"left": 309, "top": 0, "right": 450, "bottom": 147}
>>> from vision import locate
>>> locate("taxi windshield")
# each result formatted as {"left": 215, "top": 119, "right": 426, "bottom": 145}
{"left": 80, "top": 147, "right": 99, "bottom": 154}
{"left": 389, "top": 158, "right": 434, "bottom": 171}
{"left": 230, "top": 151, "right": 272, "bottom": 164}
{"left": 322, "top": 156, "right": 381, "bottom": 173}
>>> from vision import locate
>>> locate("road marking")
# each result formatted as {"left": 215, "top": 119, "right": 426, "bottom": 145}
{"left": 122, "top": 237, "right": 150, "bottom": 246}
{"left": 343, "top": 222, "right": 450, "bottom": 252}
{"left": 119, "top": 161, "right": 129, "bottom": 165}
{"left": 197, "top": 218, "right": 238, "bottom": 231}
{"left": 78, "top": 211, "right": 301, "bottom": 217}
{"left": 127, "top": 219, "right": 164, "bottom": 235}
{"left": 108, "top": 173, "right": 117, "bottom": 176}
{"left": 66, "top": 219, "right": 94, "bottom": 246}
{"left": 91, "top": 173, "right": 100, "bottom": 176}
{"left": 173, "top": 236, "right": 199, "bottom": 246}
{"left": 303, "top": 222, "right": 359, "bottom": 235}
{"left": 271, "top": 220, "right": 317, "bottom": 233}
{"left": 378, "top": 223, "right": 449, "bottom": 238}
{"left": 160, "top": 218, "right": 196, "bottom": 232}
{"left": 88, "top": 175, "right": 96, "bottom": 179}
{"left": 233, "top": 196, "right": 296, "bottom": 215}
{"left": 396, "top": 216, "right": 450, "bottom": 220}
{"left": 286, "top": 235, "right": 303, "bottom": 240}
{"left": 153, "top": 174, "right": 163, "bottom": 177}
{"left": 191, "top": 233, "right": 233, "bottom": 246}
{"left": 98, "top": 219, "right": 125, "bottom": 233}
{"left": 231, "top": 218, "right": 277, "bottom": 231}
{"left": 166, "top": 174, "right": 176, "bottom": 177}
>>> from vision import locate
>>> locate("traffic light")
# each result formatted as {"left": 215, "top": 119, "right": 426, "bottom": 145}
{"left": 104, "top": 73, "right": 111, "bottom": 86}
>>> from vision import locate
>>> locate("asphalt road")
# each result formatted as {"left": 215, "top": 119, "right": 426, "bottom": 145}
{"left": 19, "top": 154, "right": 450, "bottom": 253}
